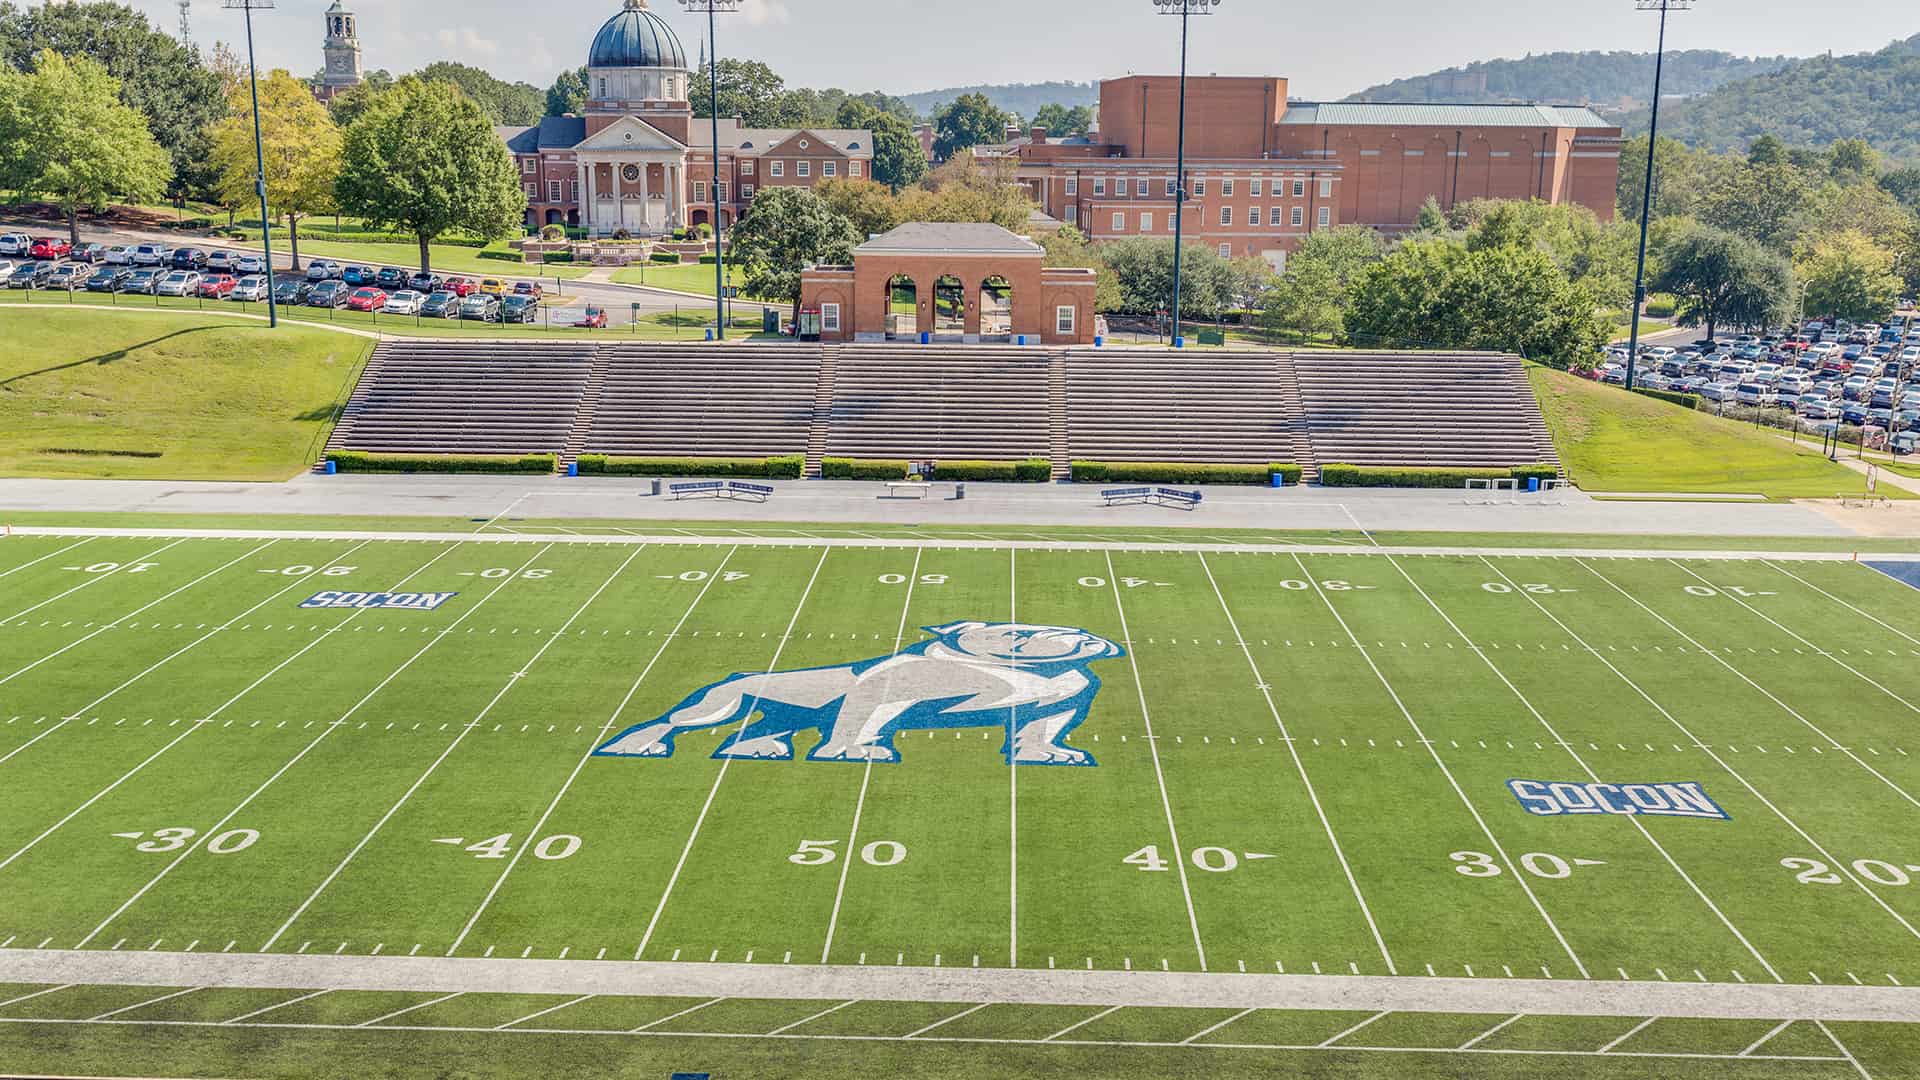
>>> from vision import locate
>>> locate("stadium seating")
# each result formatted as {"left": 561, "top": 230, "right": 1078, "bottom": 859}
{"left": 324, "top": 341, "right": 591, "bottom": 457}
{"left": 1063, "top": 348, "right": 1312, "bottom": 470}
{"left": 823, "top": 345, "right": 1051, "bottom": 462}
{"left": 581, "top": 343, "right": 820, "bottom": 460}
{"left": 1291, "top": 351, "right": 1562, "bottom": 470}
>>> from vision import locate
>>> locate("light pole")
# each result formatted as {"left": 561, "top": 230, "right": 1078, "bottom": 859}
{"left": 1624, "top": 0, "right": 1690, "bottom": 392}
{"left": 680, "top": 0, "right": 739, "bottom": 340}
{"left": 224, "top": 0, "right": 278, "bottom": 328}
{"left": 1153, "top": 0, "right": 1219, "bottom": 349}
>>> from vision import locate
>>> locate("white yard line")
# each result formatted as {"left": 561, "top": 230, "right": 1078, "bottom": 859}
{"left": 87, "top": 986, "right": 197, "bottom": 1020}
{"left": 902, "top": 1001, "right": 989, "bottom": 1038}
{"left": 0, "top": 720, "right": 71, "bottom": 768}
{"left": 448, "top": 545, "right": 737, "bottom": 955}
{"left": 1197, "top": 552, "right": 1396, "bottom": 975}
{"left": 0, "top": 536, "right": 93, "bottom": 580}
{"left": 1739, "top": 1018, "right": 1796, "bottom": 1056}
{"left": 1318, "top": 1010, "right": 1389, "bottom": 1047}
{"left": 0, "top": 539, "right": 278, "bottom": 691}
{"left": 1007, "top": 547, "right": 1018, "bottom": 969}
{"left": 1291, "top": 552, "right": 1589, "bottom": 980}
{"left": 81, "top": 544, "right": 565, "bottom": 950}
{"left": 1457, "top": 1012, "right": 1524, "bottom": 1049}
{"left": 1597, "top": 1015, "right": 1658, "bottom": 1053}
{"left": 765, "top": 998, "right": 855, "bottom": 1035}
{"left": 0, "top": 983, "right": 71, "bottom": 1009}
{"left": 1405, "top": 556, "right": 1781, "bottom": 982}
{"left": 221, "top": 988, "right": 330, "bottom": 1023}
{"left": 494, "top": 994, "right": 594, "bottom": 1030}
{"left": 1103, "top": 551, "right": 1207, "bottom": 973}
{"left": 1537, "top": 559, "right": 1920, "bottom": 946}
{"left": 633, "top": 547, "right": 831, "bottom": 958}
{"left": 1040, "top": 1003, "right": 1123, "bottom": 1041}
{"left": 354, "top": 991, "right": 462, "bottom": 1027}
{"left": 1815, "top": 1019, "right": 1876, "bottom": 1080}
{"left": 1180, "top": 1006, "right": 1257, "bottom": 1044}
{"left": 262, "top": 541, "right": 630, "bottom": 952}
{"left": 819, "top": 548, "right": 922, "bottom": 965}
{"left": 1763, "top": 561, "right": 1920, "bottom": 650}
{"left": 630, "top": 996, "right": 723, "bottom": 1032}
{"left": 1338, "top": 503, "right": 1380, "bottom": 547}
{"left": 475, "top": 494, "right": 531, "bottom": 535}
{"left": 0, "top": 537, "right": 188, "bottom": 626}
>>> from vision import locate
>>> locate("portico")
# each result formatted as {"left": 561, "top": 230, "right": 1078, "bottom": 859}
{"left": 572, "top": 117, "right": 688, "bottom": 237}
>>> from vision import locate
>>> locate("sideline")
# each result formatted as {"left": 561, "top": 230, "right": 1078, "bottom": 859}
{"left": 0, "top": 949, "right": 1914, "bottom": 1022}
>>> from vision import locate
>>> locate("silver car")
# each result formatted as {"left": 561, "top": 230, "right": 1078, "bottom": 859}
{"left": 154, "top": 270, "right": 202, "bottom": 297}
{"left": 381, "top": 289, "right": 425, "bottom": 315}
{"left": 230, "top": 275, "right": 269, "bottom": 301}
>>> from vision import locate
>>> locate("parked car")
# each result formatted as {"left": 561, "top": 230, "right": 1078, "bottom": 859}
{"left": 511, "top": 281, "right": 542, "bottom": 300}
{"left": 1842, "top": 403, "right": 1872, "bottom": 425}
{"left": 1698, "top": 381, "right": 1738, "bottom": 403}
{"left": 573, "top": 305, "right": 608, "bottom": 328}
{"left": 0, "top": 233, "right": 32, "bottom": 256}
{"left": 72, "top": 242, "right": 108, "bottom": 263}
{"left": 232, "top": 254, "right": 265, "bottom": 275}
{"left": 1798, "top": 395, "right": 1841, "bottom": 420}
{"left": 29, "top": 237, "right": 71, "bottom": 259}
{"left": 203, "top": 249, "right": 235, "bottom": 273}
{"left": 499, "top": 294, "right": 539, "bottom": 323}
{"left": 46, "top": 263, "right": 93, "bottom": 289}
{"left": 442, "top": 276, "right": 474, "bottom": 297}
{"left": 129, "top": 243, "right": 172, "bottom": 266}
{"left": 306, "top": 259, "right": 342, "bottom": 282}
{"left": 0, "top": 259, "right": 15, "bottom": 279}
{"left": 380, "top": 289, "right": 424, "bottom": 315}
{"left": 477, "top": 277, "right": 506, "bottom": 296}
{"left": 273, "top": 278, "right": 314, "bottom": 305}
{"left": 345, "top": 286, "right": 387, "bottom": 312}
{"left": 408, "top": 271, "right": 441, "bottom": 293}
{"left": 195, "top": 273, "right": 236, "bottom": 299}
{"left": 85, "top": 267, "right": 131, "bottom": 292}
{"left": 170, "top": 247, "right": 205, "bottom": 269}
{"left": 119, "top": 268, "right": 161, "bottom": 294}
{"left": 420, "top": 290, "right": 461, "bottom": 318}
{"left": 102, "top": 245, "right": 135, "bottom": 266}
{"left": 1732, "top": 382, "right": 1775, "bottom": 407}
{"left": 7, "top": 261, "right": 53, "bottom": 288}
{"left": 154, "top": 270, "right": 202, "bottom": 297}
{"left": 1844, "top": 375, "right": 1874, "bottom": 401}
{"left": 459, "top": 292, "right": 501, "bottom": 321}
{"left": 341, "top": 265, "right": 377, "bottom": 286}
{"left": 374, "top": 267, "right": 408, "bottom": 291}
{"left": 231, "top": 275, "right": 269, "bottom": 302}
{"left": 306, "top": 280, "right": 349, "bottom": 307}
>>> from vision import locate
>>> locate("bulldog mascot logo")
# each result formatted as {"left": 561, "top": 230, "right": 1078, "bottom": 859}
{"left": 595, "top": 621, "right": 1122, "bottom": 766}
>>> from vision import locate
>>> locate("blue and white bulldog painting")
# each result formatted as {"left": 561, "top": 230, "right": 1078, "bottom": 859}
{"left": 594, "top": 621, "right": 1123, "bottom": 766}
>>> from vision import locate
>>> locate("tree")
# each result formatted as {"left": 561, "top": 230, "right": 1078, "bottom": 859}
{"left": 897, "top": 150, "right": 1033, "bottom": 230}
{"left": 1452, "top": 198, "right": 1638, "bottom": 309}
{"left": 1882, "top": 166, "right": 1920, "bottom": 215}
{"left": 545, "top": 65, "right": 587, "bottom": 117}
{"left": 334, "top": 76, "right": 525, "bottom": 274}
{"left": 931, "top": 92, "right": 1013, "bottom": 160}
{"left": 1412, "top": 195, "right": 1448, "bottom": 234}
{"left": 0, "top": 0, "right": 222, "bottom": 199}
{"left": 209, "top": 69, "right": 339, "bottom": 271}
{"left": 1037, "top": 225, "right": 1121, "bottom": 312}
{"left": 1746, "top": 133, "right": 1788, "bottom": 165}
{"left": 323, "top": 71, "right": 392, "bottom": 128}
{"left": 1796, "top": 230, "right": 1901, "bottom": 324}
{"left": 0, "top": 49, "right": 169, "bottom": 245}
{"left": 725, "top": 186, "right": 860, "bottom": 323}
{"left": 1258, "top": 226, "right": 1384, "bottom": 341}
{"left": 414, "top": 60, "right": 542, "bottom": 126}
{"left": 1097, "top": 237, "right": 1237, "bottom": 320}
{"left": 692, "top": 58, "right": 799, "bottom": 128}
{"left": 1699, "top": 160, "right": 1812, "bottom": 251}
{"left": 812, "top": 176, "right": 904, "bottom": 238}
{"left": 1651, "top": 224, "right": 1796, "bottom": 339}
{"left": 836, "top": 100, "right": 926, "bottom": 190}
{"left": 1824, "top": 137, "right": 1879, "bottom": 184}
{"left": 1032, "top": 103, "right": 1092, "bottom": 137}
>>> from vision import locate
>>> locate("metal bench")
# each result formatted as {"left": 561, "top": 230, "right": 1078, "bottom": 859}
{"left": 1154, "top": 487, "right": 1203, "bottom": 511}
{"left": 1101, "top": 487, "right": 1155, "bottom": 506}
{"left": 1102, "top": 486, "right": 1200, "bottom": 510}
{"left": 669, "top": 481, "right": 726, "bottom": 500}
{"left": 885, "top": 481, "right": 934, "bottom": 499}
{"left": 727, "top": 481, "right": 774, "bottom": 503}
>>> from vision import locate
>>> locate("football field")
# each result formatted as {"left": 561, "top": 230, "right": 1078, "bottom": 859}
{"left": 2, "top": 528, "right": 1919, "bottom": 1071}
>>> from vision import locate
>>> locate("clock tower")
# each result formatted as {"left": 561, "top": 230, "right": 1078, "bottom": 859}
{"left": 319, "top": 0, "right": 362, "bottom": 98}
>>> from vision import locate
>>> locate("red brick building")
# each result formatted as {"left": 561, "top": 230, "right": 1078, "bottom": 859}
{"left": 982, "top": 75, "right": 1622, "bottom": 269}
{"left": 496, "top": 0, "right": 871, "bottom": 235}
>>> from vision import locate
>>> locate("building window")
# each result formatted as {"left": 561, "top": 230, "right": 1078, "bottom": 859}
{"left": 742, "top": 184, "right": 755, "bottom": 198}
{"left": 741, "top": 159, "right": 755, "bottom": 175}
{"left": 797, "top": 161, "right": 810, "bottom": 178}
{"left": 1269, "top": 206, "right": 1283, "bottom": 226}
{"left": 1317, "top": 206, "right": 1331, "bottom": 227}
{"left": 1250, "top": 179, "right": 1262, "bottom": 197}
{"left": 1292, "top": 179, "right": 1305, "bottom": 197}
{"left": 717, "top": 182, "right": 728, "bottom": 202}
{"left": 524, "top": 183, "right": 535, "bottom": 198}
{"left": 1319, "top": 179, "right": 1333, "bottom": 198}
{"left": 822, "top": 303, "right": 840, "bottom": 332}
{"left": 1248, "top": 207, "right": 1259, "bottom": 226}
{"left": 1140, "top": 212, "right": 1153, "bottom": 232}
{"left": 1167, "top": 212, "right": 1177, "bottom": 231}
{"left": 1065, "top": 176, "right": 1078, "bottom": 196}
{"left": 823, "top": 161, "right": 837, "bottom": 177}
{"left": 548, "top": 180, "right": 560, "bottom": 202}
{"left": 1135, "top": 178, "right": 1149, "bottom": 197}
{"left": 770, "top": 161, "right": 784, "bottom": 177}
{"left": 849, "top": 161, "right": 860, "bottom": 177}
{"left": 1093, "top": 178, "right": 1106, "bottom": 196}
{"left": 597, "top": 78, "right": 607, "bottom": 97}
{"left": 1165, "top": 178, "right": 1177, "bottom": 197}
{"left": 1112, "top": 212, "right": 1125, "bottom": 232}
{"left": 1064, "top": 204, "right": 1077, "bottom": 223}
{"left": 1219, "top": 206, "right": 1232, "bottom": 226}
{"left": 1056, "top": 305, "right": 1075, "bottom": 335}
{"left": 1193, "top": 178, "right": 1207, "bottom": 197}
{"left": 522, "top": 159, "right": 534, "bottom": 175}
{"left": 693, "top": 181, "right": 706, "bottom": 202}
{"left": 568, "top": 181, "right": 576, "bottom": 201}
{"left": 1290, "top": 206, "right": 1304, "bottom": 227}
{"left": 1219, "top": 243, "right": 1231, "bottom": 258}
{"left": 1222, "top": 179, "right": 1235, "bottom": 197}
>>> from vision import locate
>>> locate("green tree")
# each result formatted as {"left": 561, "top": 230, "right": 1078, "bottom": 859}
{"left": 812, "top": 176, "right": 904, "bottom": 238}
{"left": 1097, "top": 237, "right": 1236, "bottom": 320}
{"left": 1037, "top": 224, "right": 1121, "bottom": 312}
{"left": 725, "top": 186, "right": 860, "bottom": 323}
{"left": 1651, "top": 223, "right": 1796, "bottom": 339}
{"left": 1453, "top": 198, "right": 1638, "bottom": 309}
{"left": 209, "top": 69, "right": 339, "bottom": 271}
{"left": 1882, "top": 166, "right": 1920, "bottom": 214}
{"left": 323, "top": 70, "right": 393, "bottom": 128}
{"left": 1746, "top": 133, "right": 1788, "bottom": 165}
{"left": 1412, "top": 194, "right": 1448, "bottom": 234}
{"left": 1796, "top": 230, "right": 1901, "bottom": 323}
{"left": 1258, "top": 225, "right": 1384, "bottom": 341}
{"left": 1699, "top": 160, "right": 1812, "bottom": 251}
{"left": 692, "top": 58, "right": 798, "bottom": 128}
{"left": 1032, "top": 103, "right": 1092, "bottom": 137}
{"left": 0, "top": 49, "right": 169, "bottom": 245}
{"left": 334, "top": 76, "right": 525, "bottom": 275}
{"left": 932, "top": 92, "right": 1013, "bottom": 160}
{"left": 836, "top": 99, "right": 926, "bottom": 191}
{"left": 896, "top": 150, "right": 1033, "bottom": 230}
{"left": 0, "top": 0, "right": 222, "bottom": 198}
{"left": 545, "top": 65, "right": 587, "bottom": 117}
{"left": 415, "top": 60, "right": 543, "bottom": 126}
{"left": 1824, "top": 137, "right": 1879, "bottom": 184}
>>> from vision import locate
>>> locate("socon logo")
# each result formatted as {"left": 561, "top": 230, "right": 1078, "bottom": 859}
{"left": 595, "top": 621, "right": 1123, "bottom": 766}
{"left": 298, "top": 590, "right": 459, "bottom": 612}
{"left": 1508, "top": 779, "right": 1730, "bottom": 821}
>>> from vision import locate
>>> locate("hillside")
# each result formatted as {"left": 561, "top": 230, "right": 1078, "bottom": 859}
{"left": 1343, "top": 49, "right": 1792, "bottom": 110}
{"left": 1624, "top": 33, "right": 1920, "bottom": 160}
{"left": 0, "top": 308, "right": 369, "bottom": 481}
{"left": 898, "top": 81, "right": 1098, "bottom": 122}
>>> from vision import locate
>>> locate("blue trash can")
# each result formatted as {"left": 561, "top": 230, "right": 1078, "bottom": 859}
{"left": 1526, "top": 476, "right": 1540, "bottom": 493}
{"left": 567, "top": 461, "right": 579, "bottom": 477}
{"left": 704, "top": 327, "right": 714, "bottom": 341}
{"left": 920, "top": 331, "right": 930, "bottom": 345}
{"left": 1173, "top": 335, "right": 1186, "bottom": 349}
{"left": 1270, "top": 472, "right": 1285, "bottom": 488}
{"left": 1015, "top": 334, "right": 1026, "bottom": 346}
{"left": 1094, "top": 335, "right": 1104, "bottom": 347}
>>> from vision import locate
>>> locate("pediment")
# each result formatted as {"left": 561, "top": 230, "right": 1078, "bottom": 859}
{"left": 574, "top": 116, "right": 688, "bottom": 153}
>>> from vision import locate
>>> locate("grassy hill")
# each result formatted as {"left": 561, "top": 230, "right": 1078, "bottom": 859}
{"left": 897, "top": 81, "right": 1097, "bottom": 121}
{"left": 0, "top": 308, "right": 370, "bottom": 481}
{"left": 1344, "top": 49, "right": 1792, "bottom": 109}
{"left": 1528, "top": 364, "right": 1886, "bottom": 499}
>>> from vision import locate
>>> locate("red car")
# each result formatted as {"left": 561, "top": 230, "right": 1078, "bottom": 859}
{"left": 345, "top": 287, "right": 387, "bottom": 312}
{"left": 29, "top": 237, "right": 70, "bottom": 259}
{"left": 512, "top": 281, "right": 543, "bottom": 301}
{"left": 572, "top": 305, "right": 608, "bottom": 329}
{"left": 442, "top": 276, "right": 474, "bottom": 297}
{"left": 196, "top": 273, "right": 236, "bottom": 299}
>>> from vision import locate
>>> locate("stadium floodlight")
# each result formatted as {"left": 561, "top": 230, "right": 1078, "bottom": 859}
{"left": 223, "top": 0, "right": 278, "bottom": 328}
{"left": 1152, "top": 0, "right": 1221, "bottom": 349}
{"left": 1623, "top": 0, "right": 1692, "bottom": 392}
{"left": 680, "top": 0, "right": 742, "bottom": 340}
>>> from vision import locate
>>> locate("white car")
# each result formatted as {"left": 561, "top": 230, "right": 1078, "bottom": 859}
{"left": 1699, "top": 381, "right": 1738, "bottom": 403}
{"left": 230, "top": 275, "right": 269, "bottom": 301}
{"left": 0, "top": 259, "right": 15, "bottom": 278}
{"left": 154, "top": 270, "right": 201, "bottom": 297}
{"left": 380, "top": 289, "right": 424, "bottom": 315}
{"left": 232, "top": 254, "right": 265, "bottom": 274}
{"left": 130, "top": 243, "right": 171, "bottom": 266}
{"left": 102, "top": 245, "right": 134, "bottom": 266}
{"left": 0, "top": 233, "right": 30, "bottom": 256}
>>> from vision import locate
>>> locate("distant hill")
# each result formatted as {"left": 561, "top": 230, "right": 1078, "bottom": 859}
{"left": 1624, "top": 34, "right": 1920, "bottom": 161}
{"left": 1343, "top": 49, "right": 1794, "bottom": 110}
{"left": 898, "top": 81, "right": 1098, "bottom": 123}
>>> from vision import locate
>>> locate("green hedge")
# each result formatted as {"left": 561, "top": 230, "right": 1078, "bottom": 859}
{"left": 477, "top": 248, "right": 522, "bottom": 262}
{"left": 327, "top": 451, "right": 555, "bottom": 474}
{"left": 1631, "top": 386, "right": 1702, "bottom": 410}
{"left": 537, "top": 251, "right": 575, "bottom": 264}
{"left": 697, "top": 253, "right": 718, "bottom": 264}
{"left": 924, "top": 459, "right": 1050, "bottom": 482}
{"left": 575, "top": 454, "right": 801, "bottom": 478}
{"left": 1320, "top": 463, "right": 1560, "bottom": 488}
{"left": 822, "top": 457, "right": 908, "bottom": 480}
{"left": 1071, "top": 461, "right": 1300, "bottom": 485}
{"left": 650, "top": 251, "right": 683, "bottom": 264}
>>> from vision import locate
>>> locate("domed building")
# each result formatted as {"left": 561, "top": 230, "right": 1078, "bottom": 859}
{"left": 498, "top": 0, "right": 873, "bottom": 236}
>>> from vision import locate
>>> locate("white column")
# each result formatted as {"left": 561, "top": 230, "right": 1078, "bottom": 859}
{"left": 668, "top": 164, "right": 680, "bottom": 226}
{"left": 583, "top": 160, "right": 597, "bottom": 234}
{"left": 638, "top": 159, "right": 651, "bottom": 232}
{"left": 574, "top": 160, "right": 586, "bottom": 230}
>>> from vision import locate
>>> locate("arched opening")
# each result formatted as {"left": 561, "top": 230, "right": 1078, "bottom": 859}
{"left": 690, "top": 208, "right": 710, "bottom": 227}
{"left": 885, "top": 274, "right": 918, "bottom": 340}
{"left": 523, "top": 209, "right": 537, "bottom": 229}
{"left": 544, "top": 208, "right": 564, "bottom": 225}
{"left": 980, "top": 275, "right": 1013, "bottom": 339}
{"left": 718, "top": 210, "right": 734, "bottom": 229}
{"left": 566, "top": 209, "right": 580, "bottom": 227}
{"left": 933, "top": 275, "right": 966, "bottom": 338}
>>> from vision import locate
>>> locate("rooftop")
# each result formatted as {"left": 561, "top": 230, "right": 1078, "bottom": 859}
{"left": 854, "top": 223, "right": 1043, "bottom": 257}
{"left": 1279, "top": 102, "right": 1615, "bottom": 128}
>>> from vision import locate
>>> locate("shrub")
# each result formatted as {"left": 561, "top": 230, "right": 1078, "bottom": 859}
{"left": 539, "top": 224, "right": 566, "bottom": 241}
{"left": 689, "top": 222, "right": 713, "bottom": 240}
{"left": 327, "top": 451, "right": 555, "bottom": 474}
{"left": 1319, "top": 463, "right": 1559, "bottom": 488}
{"left": 650, "top": 251, "right": 683, "bottom": 264}
{"left": 822, "top": 457, "right": 908, "bottom": 480}
{"left": 575, "top": 454, "right": 799, "bottom": 477}
{"left": 923, "top": 459, "right": 1050, "bottom": 482}
{"left": 1631, "top": 386, "right": 1702, "bottom": 410}
{"left": 477, "top": 248, "right": 521, "bottom": 262}
{"left": 1645, "top": 298, "right": 1676, "bottom": 318}
{"left": 537, "top": 251, "right": 574, "bottom": 264}
{"left": 1070, "top": 461, "right": 1298, "bottom": 485}
{"left": 1509, "top": 463, "right": 1561, "bottom": 483}
{"left": 697, "top": 253, "right": 717, "bottom": 264}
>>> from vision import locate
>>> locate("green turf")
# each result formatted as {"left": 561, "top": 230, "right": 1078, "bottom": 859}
{"left": 288, "top": 237, "right": 592, "bottom": 280}
{"left": 1330, "top": 1011, "right": 1524, "bottom": 1048}
{"left": 381, "top": 992, "right": 580, "bottom": 1029}
{"left": 0, "top": 308, "right": 368, "bottom": 481}
{"left": 1614, "top": 1017, "right": 1807, "bottom": 1056}
{"left": 1529, "top": 364, "right": 1894, "bottom": 499}
{"left": 1051, "top": 1005, "right": 1247, "bottom": 1043}
{"left": 1194, "top": 1008, "right": 1377, "bottom": 1046}
{"left": 115, "top": 986, "right": 309, "bottom": 1023}
{"left": 0, "top": 984, "right": 189, "bottom": 1020}
{"left": 608, "top": 260, "right": 743, "bottom": 295}
{"left": 526, "top": 995, "right": 714, "bottom": 1032}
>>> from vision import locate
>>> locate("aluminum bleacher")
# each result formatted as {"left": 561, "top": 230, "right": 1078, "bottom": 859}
{"left": 325, "top": 340, "right": 591, "bottom": 458}
{"left": 581, "top": 343, "right": 820, "bottom": 459}
{"left": 1291, "top": 350, "right": 1561, "bottom": 470}
{"left": 1063, "top": 348, "right": 1312, "bottom": 471}
{"left": 823, "top": 345, "right": 1050, "bottom": 462}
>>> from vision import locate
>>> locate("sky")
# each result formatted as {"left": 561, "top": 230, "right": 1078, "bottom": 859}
{"left": 128, "top": 0, "right": 1917, "bottom": 102}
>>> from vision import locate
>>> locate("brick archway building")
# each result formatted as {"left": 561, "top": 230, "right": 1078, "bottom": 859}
{"left": 801, "top": 223, "right": 1097, "bottom": 345}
